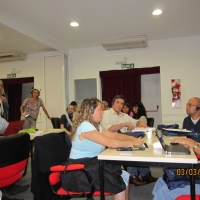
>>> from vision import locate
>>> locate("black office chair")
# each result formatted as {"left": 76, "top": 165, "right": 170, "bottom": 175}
{"left": 0, "top": 133, "right": 30, "bottom": 188}
{"left": 147, "top": 118, "right": 154, "bottom": 127}
{"left": 51, "top": 117, "right": 61, "bottom": 128}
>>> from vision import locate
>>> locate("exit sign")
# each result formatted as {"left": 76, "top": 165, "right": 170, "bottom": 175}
{"left": 7, "top": 73, "right": 16, "bottom": 78}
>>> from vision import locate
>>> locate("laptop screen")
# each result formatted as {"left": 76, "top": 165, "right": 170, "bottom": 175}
{"left": 157, "top": 130, "right": 166, "bottom": 150}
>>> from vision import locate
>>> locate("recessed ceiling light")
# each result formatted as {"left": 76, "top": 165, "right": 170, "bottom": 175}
{"left": 152, "top": 9, "right": 162, "bottom": 15}
{"left": 70, "top": 22, "right": 79, "bottom": 27}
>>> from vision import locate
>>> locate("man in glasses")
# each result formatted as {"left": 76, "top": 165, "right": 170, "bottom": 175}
{"left": 183, "top": 97, "right": 200, "bottom": 142}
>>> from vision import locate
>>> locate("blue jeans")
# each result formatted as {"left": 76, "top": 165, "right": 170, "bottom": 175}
{"left": 127, "top": 166, "right": 151, "bottom": 177}
{"left": 152, "top": 177, "right": 200, "bottom": 200}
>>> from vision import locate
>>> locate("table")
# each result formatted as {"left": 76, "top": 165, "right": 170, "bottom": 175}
{"left": 98, "top": 133, "right": 199, "bottom": 200}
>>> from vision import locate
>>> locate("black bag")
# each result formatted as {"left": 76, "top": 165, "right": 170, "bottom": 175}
{"left": 157, "top": 124, "right": 185, "bottom": 136}
{"left": 60, "top": 157, "right": 126, "bottom": 194}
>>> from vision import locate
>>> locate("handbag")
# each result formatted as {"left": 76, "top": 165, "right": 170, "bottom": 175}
{"left": 60, "top": 157, "right": 126, "bottom": 194}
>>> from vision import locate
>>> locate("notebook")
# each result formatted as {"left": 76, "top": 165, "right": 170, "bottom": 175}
{"left": 4, "top": 120, "right": 25, "bottom": 136}
{"left": 156, "top": 130, "right": 191, "bottom": 155}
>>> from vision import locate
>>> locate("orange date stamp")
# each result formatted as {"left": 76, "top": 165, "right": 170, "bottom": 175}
{"left": 176, "top": 168, "right": 200, "bottom": 176}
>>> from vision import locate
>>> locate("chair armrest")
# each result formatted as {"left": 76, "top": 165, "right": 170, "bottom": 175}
{"left": 50, "top": 164, "right": 85, "bottom": 171}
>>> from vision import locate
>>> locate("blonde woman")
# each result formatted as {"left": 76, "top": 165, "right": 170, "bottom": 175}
{"left": 69, "top": 98, "right": 144, "bottom": 200}
{"left": 0, "top": 80, "right": 9, "bottom": 120}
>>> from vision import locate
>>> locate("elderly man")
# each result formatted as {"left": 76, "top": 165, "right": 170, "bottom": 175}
{"left": 183, "top": 97, "right": 200, "bottom": 142}
{"left": 101, "top": 95, "right": 157, "bottom": 186}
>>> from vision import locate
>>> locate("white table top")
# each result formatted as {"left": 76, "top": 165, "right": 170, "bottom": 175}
{"left": 29, "top": 128, "right": 65, "bottom": 140}
{"left": 98, "top": 132, "right": 198, "bottom": 164}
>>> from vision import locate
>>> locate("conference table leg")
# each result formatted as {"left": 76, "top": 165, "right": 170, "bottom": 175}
{"left": 99, "top": 160, "right": 105, "bottom": 200}
{"left": 190, "top": 164, "right": 195, "bottom": 200}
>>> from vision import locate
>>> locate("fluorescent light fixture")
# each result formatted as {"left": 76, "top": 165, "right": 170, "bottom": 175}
{"left": 70, "top": 22, "right": 79, "bottom": 27}
{"left": 152, "top": 9, "right": 162, "bottom": 15}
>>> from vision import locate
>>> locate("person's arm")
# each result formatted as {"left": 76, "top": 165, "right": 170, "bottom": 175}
{"left": 136, "top": 121, "right": 148, "bottom": 128}
{"left": 108, "top": 123, "right": 134, "bottom": 132}
{"left": 41, "top": 104, "right": 51, "bottom": 120}
{"left": 102, "top": 127, "right": 144, "bottom": 146}
{"left": 101, "top": 110, "right": 135, "bottom": 132}
{"left": 171, "top": 137, "right": 200, "bottom": 155}
{"left": 80, "top": 129, "right": 143, "bottom": 148}
{"left": 20, "top": 104, "right": 25, "bottom": 115}
{"left": 0, "top": 95, "right": 9, "bottom": 110}
{"left": 60, "top": 124, "right": 71, "bottom": 135}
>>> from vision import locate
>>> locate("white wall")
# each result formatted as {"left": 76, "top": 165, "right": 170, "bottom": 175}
{"left": 1, "top": 36, "right": 200, "bottom": 127}
{"left": 0, "top": 51, "right": 66, "bottom": 128}
{"left": 68, "top": 35, "right": 200, "bottom": 127}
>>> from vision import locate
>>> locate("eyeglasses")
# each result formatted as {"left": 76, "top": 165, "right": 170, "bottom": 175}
{"left": 186, "top": 103, "right": 198, "bottom": 107}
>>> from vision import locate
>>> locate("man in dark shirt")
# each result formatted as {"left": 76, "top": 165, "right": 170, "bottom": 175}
{"left": 60, "top": 104, "right": 76, "bottom": 135}
{"left": 183, "top": 97, "right": 200, "bottom": 142}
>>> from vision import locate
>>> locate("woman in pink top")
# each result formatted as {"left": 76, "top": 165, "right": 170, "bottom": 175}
{"left": 122, "top": 102, "right": 134, "bottom": 117}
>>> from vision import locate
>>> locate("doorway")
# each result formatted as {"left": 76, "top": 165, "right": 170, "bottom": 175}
{"left": 1, "top": 77, "right": 34, "bottom": 121}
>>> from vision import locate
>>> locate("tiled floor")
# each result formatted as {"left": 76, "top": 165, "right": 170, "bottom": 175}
{"left": 2, "top": 157, "right": 163, "bottom": 200}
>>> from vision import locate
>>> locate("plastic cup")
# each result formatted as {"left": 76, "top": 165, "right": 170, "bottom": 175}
{"left": 147, "top": 129, "right": 152, "bottom": 139}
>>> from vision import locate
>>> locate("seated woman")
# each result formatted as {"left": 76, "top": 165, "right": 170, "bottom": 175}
{"left": 153, "top": 137, "right": 200, "bottom": 200}
{"left": 122, "top": 102, "right": 133, "bottom": 117}
{"left": 69, "top": 98, "right": 144, "bottom": 200}
{"left": 132, "top": 101, "right": 147, "bottom": 124}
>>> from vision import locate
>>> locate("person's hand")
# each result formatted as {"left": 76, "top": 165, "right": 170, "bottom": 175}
{"left": 0, "top": 95, "right": 6, "bottom": 103}
{"left": 125, "top": 123, "right": 134, "bottom": 130}
{"left": 132, "top": 137, "right": 144, "bottom": 146}
{"left": 170, "top": 137, "right": 195, "bottom": 148}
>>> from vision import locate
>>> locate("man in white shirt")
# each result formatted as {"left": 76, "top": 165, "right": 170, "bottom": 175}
{"left": 101, "top": 95, "right": 157, "bottom": 186}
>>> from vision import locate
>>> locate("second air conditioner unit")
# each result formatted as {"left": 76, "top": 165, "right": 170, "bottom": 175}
{"left": 0, "top": 51, "right": 27, "bottom": 63}
{"left": 102, "top": 35, "right": 148, "bottom": 51}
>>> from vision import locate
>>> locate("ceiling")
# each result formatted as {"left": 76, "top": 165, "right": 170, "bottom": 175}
{"left": 0, "top": 0, "right": 200, "bottom": 55}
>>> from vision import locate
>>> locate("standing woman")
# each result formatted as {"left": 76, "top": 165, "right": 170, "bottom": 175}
{"left": 70, "top": 98, "right": 144, "bottom": 200}
{"left": 0, "top": 80, "right": 9, "bottom": 120}
{"left": 20, "top": 88, "right": 51, "bottom": 129}
{"left": 132, "top": 101, "right": 147, "bottom": 125}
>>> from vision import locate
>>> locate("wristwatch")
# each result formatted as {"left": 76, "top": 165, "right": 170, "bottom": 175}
{"left": 193, "top": 143, "right": 200, "bottom": 151}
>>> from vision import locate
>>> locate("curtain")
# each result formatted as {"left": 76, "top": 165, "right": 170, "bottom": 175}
{"left": 99, "top": 66, "right": 160, "bottom": 107}
{"left": 8, "top": 84, "right": 22, "bottom": 121}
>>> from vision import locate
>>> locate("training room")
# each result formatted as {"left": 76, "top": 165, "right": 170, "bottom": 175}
{"left": 0, "top": 1, "right": 200, "bottom": 200}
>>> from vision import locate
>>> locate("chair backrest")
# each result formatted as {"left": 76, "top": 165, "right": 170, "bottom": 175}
{"left": 31, "top": 133, "right": 70, "bottom": 200}
{"left": 0, "top": 133, "right": 30, "bottom": 188}
{"left": 51, "top": 117, "right": 61, "bottom": 128}
{"left": 147, "top": 117, "right": 154, "bottom": 127}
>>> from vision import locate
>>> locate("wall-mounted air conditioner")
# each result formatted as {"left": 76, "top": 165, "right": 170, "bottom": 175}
{"left": 0, "top": 51, "right": 27, "bottom": 63}
{"left": 102, "top": 35, "right": 148, "bottom": 51}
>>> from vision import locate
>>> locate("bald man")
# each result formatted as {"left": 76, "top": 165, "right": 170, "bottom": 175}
{"left": 183, "top": 97, "right": 200, "bottom": 142}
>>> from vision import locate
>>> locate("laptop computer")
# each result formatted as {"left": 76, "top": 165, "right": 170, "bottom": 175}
{"left": 4, "top": 120, "right": 25, "bottom": 136}
{"left": 156, "top": 130, "right": 191, "bottom": 155}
